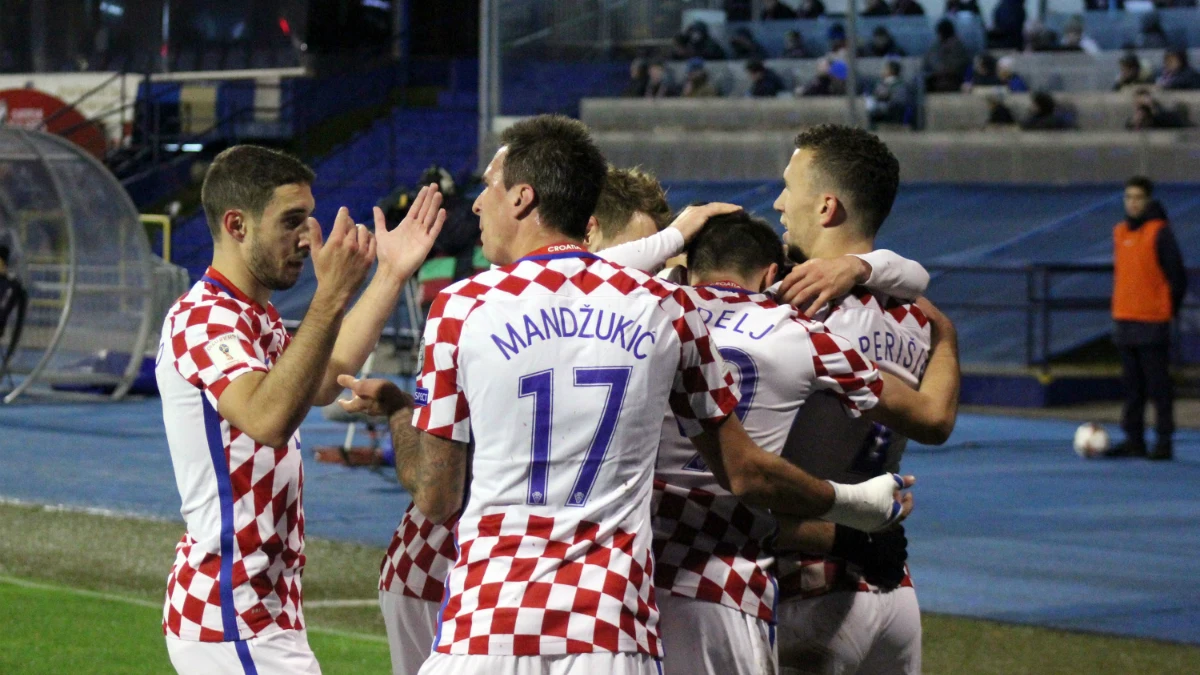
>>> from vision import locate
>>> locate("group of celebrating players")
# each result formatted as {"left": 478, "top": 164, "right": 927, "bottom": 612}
{"left": 155, "top": 116, "right": 960, "bottom": 675}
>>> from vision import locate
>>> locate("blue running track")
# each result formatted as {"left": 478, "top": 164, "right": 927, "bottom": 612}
{"left": 1, "top": 400, "right": 1197, "bottom": 644}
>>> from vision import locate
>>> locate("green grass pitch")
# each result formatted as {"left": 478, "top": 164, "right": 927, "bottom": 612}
{"left": 1, "top": 502, "right": 1197, "bottom": 674}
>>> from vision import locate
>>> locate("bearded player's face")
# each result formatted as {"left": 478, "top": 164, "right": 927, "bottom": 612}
{"left": 474, "top": 147, "right": 518, "bottom": 265}
{"left": 774, "top": 149, "right": 821, "bottom": 261}
{"left": 244, "top": 183, "right": 316, "bottom": 291}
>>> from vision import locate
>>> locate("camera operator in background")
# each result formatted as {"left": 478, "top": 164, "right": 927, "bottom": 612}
{"left": 379, "top": 166, "right": 480, "bottom": 285}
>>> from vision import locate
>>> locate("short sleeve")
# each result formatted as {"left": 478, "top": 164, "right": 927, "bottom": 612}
{"left": 666, "top": 288, "right": 739, "bottom": 437}
{"left": 808, "top": 325, "right": 883, "bottom": 416}
{"left": 167, "top": 298, "right": 268, "bottom": 403}
{"left": 412, "top": 291, "right": 477, "bottom": 442}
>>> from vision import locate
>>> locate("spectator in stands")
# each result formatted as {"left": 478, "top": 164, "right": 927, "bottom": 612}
{"left": 826, "top": 24, "right": 849, "bottom": 60}
{"left": 1061, "top": 15, "right": 1101, "bottom": 55}
{"left": 645, "top": 61, "right": 679, "bottom": 98}
{"left": 1106, "top": 176, "right": 1186, "bottom": 461}
{"left": 725, "top": 0, "right": 753, "bottom": 21}
{"left": 862, "top": 26, "right": 906, "bottom": 57}
{"left": 670, "top": 35, "right": 694, "bottom": 61}
{"left": 867, "top": 60, "right": 912, "bottom": 128}
{"left": 984, "top": 93, "right": 1017, "bottom": 128}
{"left": 862, "top": 0, "right": 892, "bottom": 16}
{"left": 1026, "top": 20, "right": 1061, "bottom": 52}
{"left": 783, "top": 31, "right": 809, "bottom": 58}
{"left": 682, "top": 59, "right": 720, "bottom": 97}
{"left": 1126, "top": 88, "right": 1190, "bottom": 129}
{"left": 731, "top": 28, "right": 769, "bottom": 60}
{"left": 893, "top": 0, "right": 926, "bottom": 14}
{"left": 799, "top": 57, "right": 848, "bottom": 97}
{"left": 796, "top": 0, "right": 827, "bottom": 18}
{"left": 1157, "top": 49, "right": 1200, "bottom": 90}
{"left": 685, "top": 22, "right": 726, "bottom": 61}
{"left": 963, "top": 52, "right": 1002, "bottom": 91}
{"left": 997, "top": 56, "right": 1029, "bottom": 93}
{"left": 747, "top": 60, "right": 787, "bottom": 97}
{"left": 1135, "top": 13, "right": 1171, "bottom": 50}
{"left": 945, "top": 0, "right": 981, "bottom": 14}
{"left": 988, "top": 0, "right": 1025, "bottom": 50}
{"left": 1114, "top": 53, "right": 1151, "bottom": 91}
{"left": 1085, "top": 0, "right": 1122, "bottom": 9}
{"left": 624, "top": 58, "right": 649, "bottom": 97}
{"left": 924, "top": 19, "right": 971, "bottom": 92}
{"left": 761, "top": 0, "right": 799, "bottom": 19}
{"left": 1021, "top": 91, "right": 1074, "bottom": 130}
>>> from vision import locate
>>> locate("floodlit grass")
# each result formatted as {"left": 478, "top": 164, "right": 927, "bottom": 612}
{"left": 1, "top": 502, "right": 1197, "bottom": 674}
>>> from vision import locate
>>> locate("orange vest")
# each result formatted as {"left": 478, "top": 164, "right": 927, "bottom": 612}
{"left": 1113, "top": 219, "right": 1172, "bottom": 322}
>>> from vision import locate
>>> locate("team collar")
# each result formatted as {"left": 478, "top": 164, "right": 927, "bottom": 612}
{"left": 201, "top": 267, "right": 264, "bottom": 311}
{"left": 516, "top": 243, "right": 600, "bottom": 263}
{"left": 700, "top": 280, "right": 756, "bottom": 295}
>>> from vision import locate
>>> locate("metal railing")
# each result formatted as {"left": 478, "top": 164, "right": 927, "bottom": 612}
{"left": 926, "top": 262, "right": 1200, "bottom": 370}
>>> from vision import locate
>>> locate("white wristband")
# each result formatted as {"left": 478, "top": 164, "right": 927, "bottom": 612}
{"left": 824, "top": 474, "right": 905, "bottom": 532}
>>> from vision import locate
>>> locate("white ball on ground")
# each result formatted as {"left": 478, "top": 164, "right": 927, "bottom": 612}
{"left": 1073, "top": 422, "right": 1110, "bottom": 458}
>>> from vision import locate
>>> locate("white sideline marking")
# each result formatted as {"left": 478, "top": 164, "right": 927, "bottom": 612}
{"left": 0, "top": 576, "right": 387, "bottom": 644}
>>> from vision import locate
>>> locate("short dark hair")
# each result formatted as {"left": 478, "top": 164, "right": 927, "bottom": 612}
{"left": 201, "top": 145, "right": 315, "bottom": 238}
{"left": 499, "top": 115, "right": 607, "bottom": 240}
{"left": 793, "top": 124, "right": 900, "bottom": 236}
{"left": 593, "top": 166, "right": 671, "bottom": 240}
{"left": 1126, "top": 175, "right": 1154, "bottom": 196}
{"left": 885, "top": 60, "right": 902, "bottom": 77}
{"left": 686, "top": 210, "right": 783, "bottom": 279}
{"left": 0, "top": 244, "right": 9, "bottom": 265}
{"left": 746, "top": 60, "right": 766, "bottom": 74}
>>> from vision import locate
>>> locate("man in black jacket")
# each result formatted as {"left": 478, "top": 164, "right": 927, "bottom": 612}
{"left": 1107, "top": 177, "right": 1187, "bottom": 460}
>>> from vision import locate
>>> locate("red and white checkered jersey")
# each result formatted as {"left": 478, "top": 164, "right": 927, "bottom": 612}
{"left": 779, "top": 287, "right": 932, "bottom": 599}
{"left": 411, "top": 244, "right": 738, "bottom": 658}
{"left": 652, "top": 283, "right": 883, "bottom": 623}
{"left": 379, "top": 503, "right": 460, "bottom": 601}
{"left": 155, "top": 267, "right": 305, "bottom": 642}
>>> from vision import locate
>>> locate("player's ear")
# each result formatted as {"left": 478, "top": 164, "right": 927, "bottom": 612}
{"left": 222, "top": 210, "right": 248, "bottom": 243}
{"left": 761, "top": 263, "right": 779, "bottom": 291}
{"left": 584, "top": 216, "right": 600, "bottom": 249}
{"left": 818, "top": 194, "right": 841, "bottom": 229}
{"left": 512, "top": 183, "right": 536, "bottom": 220}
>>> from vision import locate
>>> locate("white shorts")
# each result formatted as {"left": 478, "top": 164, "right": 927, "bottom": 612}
{"left": 165, "top": 629, "right": 321, "bottom": 675}
{"left": 419, "top": 652, "right": 661, "bottom": 675}
{"left": 379, "top": 590, "right": 441, "bottom": 675}
{"left": 775, "top": 587, "right": 921, "bottom": 675}
{"left": 656, "top": 594, "right": 777, "bottom": 675}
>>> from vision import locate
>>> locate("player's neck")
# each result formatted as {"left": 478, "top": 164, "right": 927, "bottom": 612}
{"left": 810, "top": 233, "right": 874, "bottom": 260}
{"left": 511, "top": 228, "right": 586, "bottom": 261}
{"left": 693, "top": 270, "right": 758, "bottom": 292}
{"left": 209, "top": 251, "right": 271, "bottom": 306}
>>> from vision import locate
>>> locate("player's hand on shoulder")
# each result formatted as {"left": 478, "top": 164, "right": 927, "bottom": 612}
{"left": 375, "top": 184, "right": 447, "bottom": 282}
{"left": 310, "top": 207, "right": 376, "bottom": 307}
{"left": 777, "top": 255, "right": 871, "bottom": 318}
{"left": 668, "top": 202, "right": 743, "bottom": 243}
{"left": 915, "top": 296, "right": 956, "bottom": 348}
{"left": 336, "top": 375, "right": 413, "bottom": 419}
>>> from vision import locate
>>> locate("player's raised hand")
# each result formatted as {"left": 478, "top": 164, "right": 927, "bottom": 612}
{"left": 668, "top": 202, "right": 743, "bottom": 243}
{"left": 375, "top": 184, "right": 447, "bottom": 282}
{"left": 777, "top": 255, "right": 872, "bottom": 318}
{"left": 311, "top": 207, "right": 375, "bottom": 308}
{"left": 336, "top": 375, "right": 413, "bottom": 418}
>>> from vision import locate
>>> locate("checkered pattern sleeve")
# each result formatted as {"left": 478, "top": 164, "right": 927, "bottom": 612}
{"left": 808, "top": 322, "right": 883, "bottom": 415}
{"left": 167, "top": 297, "right": 268, "bottom": 403}
{"left": 666, "top": 288, "right": 739, "bottom": 437}
{"left": 412, "top": 290, "right": 480, "bottom": 442}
